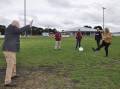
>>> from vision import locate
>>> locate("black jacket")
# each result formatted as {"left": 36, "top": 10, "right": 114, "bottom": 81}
{"left": 95, "top": 31, "right": 102, "bottom": 40}
{"left": 2, "top": 25, "right": 30, "bottom": 52}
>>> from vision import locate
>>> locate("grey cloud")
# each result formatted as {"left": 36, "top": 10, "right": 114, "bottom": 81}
{"left": 81, "top": 12, "right": 102, "bottom": 24}
{"left": 63, "top": 20, "right": 75, "bottom": 25}
{"left": 47, "top": 0, "right": 72, "bottom": 8}
{"left": 38, "top": 19, "right": 62, "bottom": 28}
{"left": 0, "top": 0, "right": 120, "bottom": 32}
{"left": 47, "top": 0, "right": 89, "bottom": 9}
{"left": 0, "top": 0, "right": 11, "bottom": 4}
{"left": 0, "top": 0, "right": 11, "bottom": 7}
{"left": 0, "top": 17, "right": 11, "bottom": 26}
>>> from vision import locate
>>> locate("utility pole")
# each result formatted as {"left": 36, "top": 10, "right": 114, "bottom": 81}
{"left": 24, "top": 0, "right": 27, "bottom": 36}
{"left": 102, "top": 7, "right": 106, "bottom": 30}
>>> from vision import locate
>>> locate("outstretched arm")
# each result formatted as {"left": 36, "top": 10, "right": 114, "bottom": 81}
{"left": 20, "top": 25, "right": 30, "bottom": 33}
{"left": 20, "top": 20, "right": 33, "bottom": 33}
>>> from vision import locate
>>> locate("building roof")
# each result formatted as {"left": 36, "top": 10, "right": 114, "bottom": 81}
{"left": 65, "top": 27, "right": 96, "bottom": 32}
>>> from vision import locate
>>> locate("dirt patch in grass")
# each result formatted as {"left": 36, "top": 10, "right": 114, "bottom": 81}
{"left": 0, "top": 66, "right": 75, "bottom": 89}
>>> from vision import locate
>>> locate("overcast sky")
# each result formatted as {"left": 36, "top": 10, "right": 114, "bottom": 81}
{"left": 0, "top": 0, "right": 120, "bottom": 32}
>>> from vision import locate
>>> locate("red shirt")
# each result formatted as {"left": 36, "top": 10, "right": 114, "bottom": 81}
{"left": 76, "top": 32, "right": 82, "bottom": 40}
{"left": 55, "top": 32, "right": 61, "bottom": 41}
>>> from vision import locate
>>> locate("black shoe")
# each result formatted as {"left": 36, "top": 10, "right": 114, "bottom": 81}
{"left": 4, "top": 82, "right": 16, "bottom": 87}
{"left": 12, "top": 74, "right": 20, "bottom": 79}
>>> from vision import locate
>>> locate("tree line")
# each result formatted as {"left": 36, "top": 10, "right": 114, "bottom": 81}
{"left": 0, "top": 25, "right": 57, "bottom": 35}
{"left": 0, "top": 25, "right": 103, "bottom": 35}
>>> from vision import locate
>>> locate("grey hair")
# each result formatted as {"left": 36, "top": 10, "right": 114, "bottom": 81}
{"left": 105, "top": 28, "right": 110, "bottom": 33}
{"left": 11, "top": 20, "right": 20, "bottom": 28}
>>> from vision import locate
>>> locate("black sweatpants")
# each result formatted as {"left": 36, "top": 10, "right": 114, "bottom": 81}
{"left": 96, "top": 41, "right": 110, "bottom": 56}
{"left": 76, "top": 39, "right": 81, "bottom": 49}
{"left": 96, "top": 39, "right": 101, "bottom": 48}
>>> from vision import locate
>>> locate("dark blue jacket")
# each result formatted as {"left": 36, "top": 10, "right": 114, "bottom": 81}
{"left": 2, "top": 25, "right": 30, "bottom": 52}
{"left": 95, "top": 31, "right": 102, "bottom": 40}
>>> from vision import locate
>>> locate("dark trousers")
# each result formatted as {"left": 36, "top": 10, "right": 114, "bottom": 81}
{"left": 96, "top": 41, "right": 110, "bottom": 56}
{"left": 96, "top": 39, "right": 101, "bottom": 48}
{"left": 76, "top": 39, "right": 81, "bottom": 49}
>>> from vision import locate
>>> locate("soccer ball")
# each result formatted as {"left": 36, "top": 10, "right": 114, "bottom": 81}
{"left": 79, "top": 47, "right": 84, "bottom": 51}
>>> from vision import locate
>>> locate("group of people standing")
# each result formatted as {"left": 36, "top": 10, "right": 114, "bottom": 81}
{"left": 2, "top": 20, "right": 112, "bottom": 87}
{"left": 54, "top": 27, "right": 112, "bottom": 57}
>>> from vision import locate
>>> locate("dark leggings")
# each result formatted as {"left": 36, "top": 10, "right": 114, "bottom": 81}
{"left": 96, "top": 41, "right": 110, "bottom": 56}
{"left": 76, "top": 39, "right": 81, "bottom": 49}
{"left": 96, "top": 39, "right": 101, "bottom": 48}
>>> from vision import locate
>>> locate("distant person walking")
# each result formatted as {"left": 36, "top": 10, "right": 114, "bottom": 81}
{"left": 2, "top": 20, "right": 33, "bottom": 87}
{"left": 92, "top": 28, "right": 112, "bottom": 57}
{"left": 54, "top": 31, "right": 62, "bottom": 49}
{"left": 75, "top": 29, "right": 82, "bottom": 49}
{"left": 95, "top": 28, "right": 102, "bottom": 48}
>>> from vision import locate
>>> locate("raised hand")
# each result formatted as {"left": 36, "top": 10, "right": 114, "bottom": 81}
{"left": 30, "top": 20, "right": 33, "bottom": 27}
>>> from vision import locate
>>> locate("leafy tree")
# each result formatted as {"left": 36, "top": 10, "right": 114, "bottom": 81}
{"left": 0, "top": 25, "right": 6, "bottom": 35}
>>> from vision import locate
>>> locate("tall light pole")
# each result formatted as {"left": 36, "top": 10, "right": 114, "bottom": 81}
{"left": 24, "top": 0, "right": 26, "bottom": 26}
{"left": 24, "top": 0, "right": 27, "bottom": 36}
{"left": 102, "top": 7, "right": 106, "bottom": 30}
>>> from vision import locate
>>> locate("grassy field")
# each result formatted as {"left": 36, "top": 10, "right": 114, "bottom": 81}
{"left": 0, "top": 36, "right": 120, "bottom": 89}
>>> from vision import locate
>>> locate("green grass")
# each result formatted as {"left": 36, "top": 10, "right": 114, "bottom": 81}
{"left": 0, "top": 36, "right": 120, "bottom": 89}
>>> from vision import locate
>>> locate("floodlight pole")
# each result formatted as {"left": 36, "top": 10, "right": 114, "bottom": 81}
{"left": 102, "top": 7, "right": 106, "bottom": 30}
{"left": 24, "top": 0, "right": 27, "bottom": 36}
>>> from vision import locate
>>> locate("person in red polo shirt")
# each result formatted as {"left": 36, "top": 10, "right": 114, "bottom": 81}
{"left": 54, "top": 31, "right": 62, "bottom": 49}
{"left": 75, "top": 29, "right": 82, "bottom": 49}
